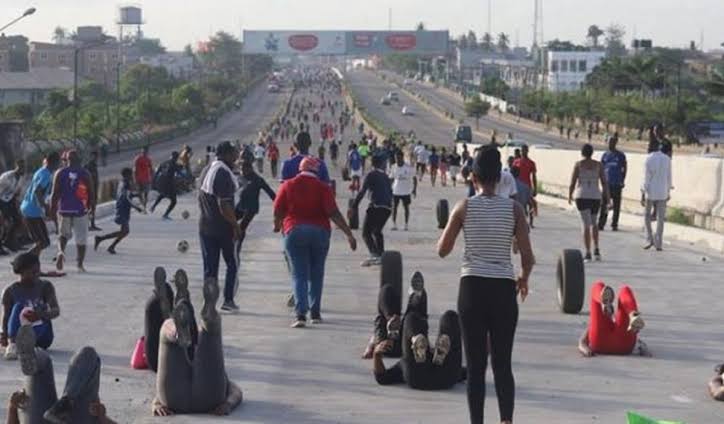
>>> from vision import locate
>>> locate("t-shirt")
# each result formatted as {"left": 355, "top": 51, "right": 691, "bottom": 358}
{"left": 267, "top": 145, "right": 279, "bottom": 161}
{"left": 1, "top": 279, "right": 57, "bottom": 335}
{"left": 281, "top": 154, "right": 330, "bottom": 183}
{"left": 348, "top": 150, "right": 362, "bottom": 171}
{"left": 358, "top": 144, "right": 370, "bottom": 158}
{"left": 389, "top": 164, "right": 415, "bottom": 196}
{"left": 601, "top": 150, "right": 627, "bottom": 188}
{"left": 0, "top": 170, "right": 22, "bottom": 203}
{"left": 416, "top": 148, "right": 430, "bottom": 165}
{"left": 254, "top": 145, "right": 266, "bottom": 160}
{"left": 56, "top": 166, "right": 91, "bottom": 217}
{"left": 273, "top": 174, "right": 337, "bottom": 235}
{"left": 236, "top": 172, "right": 275, "bottom": 217}
{"left": 512, "top": 157, "right": 537, "bottom": 188}
{"left": 495, "top": 170, "right": 518, "bottom": 198}
{"left": 198, "top": 162, "right": 236, "bottom": 237}
{"left": 355, "top": 169, "right": 393, "bottom": 208}
{"left": 134, "top": 154, "right": 153, "bottom": 184}
{"left": 115, "top": 180, "right": 135, "bottom": 225}
{"left": 21, "top": 167, "right": 52, "bottom": 218}
{"left": 428, "top": 153, "right": 439, "bottom": 167}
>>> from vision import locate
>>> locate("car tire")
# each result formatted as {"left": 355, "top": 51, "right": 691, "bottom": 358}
{"left": 436, "top": 199, "right": 449, "bottom": 229}
{"left": 557, "top": 249, "right": 585, "bottom": 314}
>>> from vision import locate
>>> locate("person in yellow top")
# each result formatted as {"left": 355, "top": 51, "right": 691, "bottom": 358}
{"left": 358, "top": 141, "right": 370, "bottom": 173}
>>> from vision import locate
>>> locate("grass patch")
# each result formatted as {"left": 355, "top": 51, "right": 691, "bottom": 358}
{"left": 667, "top": 207, "right": 693, "bottom": 226}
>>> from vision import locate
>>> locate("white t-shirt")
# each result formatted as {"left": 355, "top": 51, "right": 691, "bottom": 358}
{"left": 0, "top": 170, "right": 21, "bottom": 203}
{"left": 495, "top": 170, "right": 518, "bottom": 198}
{"left": 389, "top": 164, "right": 415, "bottom": 196}
{"left": 413, "top": 145, "right": 427, "bottom": 163}
{"left": 254, "top": 145, "right": 266, "bottom": 159}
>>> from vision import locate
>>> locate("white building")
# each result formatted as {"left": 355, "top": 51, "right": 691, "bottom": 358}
{"left": 545, "top": 50, "right": 605, "bottom": 92}
{"left": 139, "top": 52, "right": 195, "bottom": 79}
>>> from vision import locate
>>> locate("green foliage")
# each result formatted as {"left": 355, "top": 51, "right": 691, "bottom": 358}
{"left": 666, "top": 207, "right": 692, "bottom": 226}
{"left": 481, "top": 76, "right": 510, "bottom": 99}
{"left": 464, "top": 95, "right": 491, "bottom": 129}
{"left": 200, "top": 31, "right": 243, "bottom": 78}
{"left": 382, "top": 54, "right": 420, "bottom": 74}
{"left": 605, "top": 24, "right": 627, "bottom": 58}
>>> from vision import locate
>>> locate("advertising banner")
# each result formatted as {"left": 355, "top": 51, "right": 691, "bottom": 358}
{"left": 243, "top": 31, "right": 346, "bottom": 55}
{"left": 346, "top": 31, "right": 449, "bottom": 55}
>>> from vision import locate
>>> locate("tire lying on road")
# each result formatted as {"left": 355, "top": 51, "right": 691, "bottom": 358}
{"left": 436, "top": 199, "right": 449, "bottom": 229}
{"left": 347, "top": 199, "right": 359, "bottom": 230}
{"left": 557, "top": 249, "right": 585, "bottom": 314}
{"left": 380, "top": 251, "right": 403, "bottom": 311}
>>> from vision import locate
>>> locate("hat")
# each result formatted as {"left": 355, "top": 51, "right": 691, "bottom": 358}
{"left": 299, "top": 156, "right": 320, "bottom": 174}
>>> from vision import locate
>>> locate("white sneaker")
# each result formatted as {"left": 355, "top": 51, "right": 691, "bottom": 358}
{"left": 4, "top": 343, "right": 17, "bottom": 360}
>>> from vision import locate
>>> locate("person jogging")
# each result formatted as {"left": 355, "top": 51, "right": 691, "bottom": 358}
{"left": 21, "top": 152, "right": 61, "bottom": 258}
{"left": 267, "top": 141, "right": 280, "bottom": 179}
{"left": 133, "top": 146, "right": 153, "bottom": 212}
{"left": 389, "top": 151, "right": 417, "bottom": 231}
{"left": 329, "top": 139, "right": 339, "bottom": 168}
{"left": 354, "top": 154, "right": 393, "bottom": 267}
{"left": 347, "top": 143, "right": 363, "bottom": 195}
{"left": 150, "top": 152, "right": 182, "bottom": 220}
{"left": 94, "top": 168, "right": 143, "bottom": 254}
{"left": 599, "top": 137, "right": 627, "bottom": 231}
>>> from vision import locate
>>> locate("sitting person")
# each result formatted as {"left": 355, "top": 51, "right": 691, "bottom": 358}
{"left": 8, "top": 324, "right": 117, "bottom": 423}
{"left": 1, "top": 252, "right": 60, "bottom": 359}
{"left": 708, "top": 364, "right": 724, "bottom": 401}
{"left": 578, "top": 282, "right": 651, "bottom": 357}
{"left": 362, "top": 271, "right": 426, "bottom": 359}
{"left": 153, "top": 277, "right": 243, "bottom": 416}
{"left": 144, "top": 267, "right": 198, "bottom": 373}
{"left": 371, "top": 274, "right": 466, "bottom": 390}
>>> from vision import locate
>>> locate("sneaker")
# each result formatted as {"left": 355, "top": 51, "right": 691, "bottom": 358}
{"left": 594, "top": 249, "right": 602, "bottom": 261}
{"left": 310, "top": 315, "right": 323, "bottom": 324}
{"left": 171, "top": 302, "right": 192, "bottom": 348}
{"left": 411, "top": 334, "right": 429, "bottom": 363}
{"left": 600, "top": 285, "right": 615, "bottom": 318}
{"left": 221, "top": 300, "right": 240, "bottom": 313}
{"left": 153, "top": 267, "right": 171, "bottom": 318}
{"left": 386, "top": 315, "right": 401, "bottom": 340}
{"left": 16, "top": 325, "right": 37, "bottom": 375}
{"left": 89, "top": 225, "right": 102, "bottom": 232}
{"left": 432, "top": 334, "right": 451, "bottom": 365}
{"left": 107, "top": 247, "right": 116, "bottom": 255}
{"left": 584, "top": 252, "right": 592, "bottom": 263}
{"left": 4, "top": 343, "right": 17, "bottom": 360}
{"left": 611, "top": 226, "right": 619, "bottom": 232}
{"left": 643, "top": 242, "right": 654, "bottom": 250}
{"left": 162, "top": 215, "right": 172, "bottom": 221}
{"left": 391, "top": 224, "right": 398, "bottom": 231}
{"left": 286, "top": 293, "right": 296, "bottom": 308}
{"left": 410, "top": 271, "right": 425, "bottom": 294}
{"left": 43, "top": 396, "right": 73, "bottom": 424}
{"left": 291, "top": 317, "right": 307, "bottom": 328}
{"left": 628, "top": 311, "right": 646, "bottom": 332}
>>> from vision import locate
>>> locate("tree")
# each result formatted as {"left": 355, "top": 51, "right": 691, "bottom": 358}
{"left": 457, "top": 33, "right": 469, "bottom": 49}
{"left": 183, "top": 44, "right": 194, "bottom": 57}
{"left": 481, "top": 32, "right": 494, "bottom": 51}
{"left": 497, "top": 33, "right": 510, "bottom": 52}
{"left": 467, "top": 30, "right": 478, "bottom": 49}
{"left": 481, "top": 76, "right": 510, "bottom": 99}
{"left": 464, "top": 95, "right": 491, "bottom": 129}
{"left": 416, "top": 22, "right": 426, "bottom": 31}
{"left": 587, "top": 25, "right": 604, "bottom": 48}
{"left": 172, "top": 83, "right": 205, "bottom": 120}
{"left": 199, "top": 31, "right": 244, "bottom": 79}
{"left": 705, "top": 68, "right": 724, "bottom": 97}
{"left": 605, "top": 24, "right": 627, "bottom": 57}
{"left": 52, "top": 27, "right": 68, "bottom": 45}
{"left": 134, "top": 38, "right": 166, "bottom": 56}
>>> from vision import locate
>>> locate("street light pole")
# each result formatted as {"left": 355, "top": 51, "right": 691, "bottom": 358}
{"left": 0, "top": 7, "right": 36, "bottom": 33}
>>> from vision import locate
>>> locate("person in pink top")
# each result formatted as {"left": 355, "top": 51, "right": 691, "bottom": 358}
{"left": 134, "top": 146, "right": 153, "bottom": 211}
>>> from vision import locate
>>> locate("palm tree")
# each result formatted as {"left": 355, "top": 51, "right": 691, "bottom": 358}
{"left": 416, "top": 22, "right": 426, "bottom": 31}
{"left": 587, "top": 25, "right": 604, "bottom": 48}
{"left": 481, "top": 32, "right": 493, "bottom": 51}
{"left": 458, "top": 33, "right": 469, "bottom": 49}
{"left": 497, "top": 33, "right": 510, "bottom": 52}
{"left": 52, "top": 26, "right": 68, "bottom": 44}
{"left": 467, "top": 30, "right": 478, "bottom": 49}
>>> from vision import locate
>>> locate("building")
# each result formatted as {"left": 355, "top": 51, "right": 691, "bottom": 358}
{"left": 139, "top": 52, "right": 195, "bottom": 79}
{"left": 544, "top": 50, "right": 605, "bottom": 92}
{"left": 0, "top": 68, "right": 74, "bottom": 108}
{"left": 0, "top": 48, "right": 10, "bottom": 72}
{"left": 0, "top": 35, "right": 30, "bottom": 72}
{"left": 28, "top": 42, "right": 75, "bottom": 70}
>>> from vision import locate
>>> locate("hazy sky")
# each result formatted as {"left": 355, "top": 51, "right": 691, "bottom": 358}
{"left": 4, "top": 0, "right": 724, "bottom": 51}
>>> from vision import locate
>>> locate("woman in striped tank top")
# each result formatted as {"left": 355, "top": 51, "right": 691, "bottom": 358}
{"left": 437, "top": 146, "right": 535, "bottom": 424}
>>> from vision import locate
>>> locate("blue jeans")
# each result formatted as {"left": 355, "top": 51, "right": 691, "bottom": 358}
{"left": 284, "top": 225, "right": 331, "bottom": 318}
{"left": 200, "top": 233, "right": 238, "bottom": 303}
{"left": 8, "top": 303, "right": 54, "bottom": 349}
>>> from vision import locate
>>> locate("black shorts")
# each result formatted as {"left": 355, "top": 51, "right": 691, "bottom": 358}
{"left": 24, "top": 217, "right": 50, "bottom": 246}
{"left": 416, "top": 163, "right": 426, "bottom": 172}
{"left": 394, "top": 195, "right": 411, "bottom": 207}
{"left": 575, "top": 199, "right": 601, "bottom": 215}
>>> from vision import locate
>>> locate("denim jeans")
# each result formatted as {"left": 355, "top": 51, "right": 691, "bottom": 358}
{"left": 284, "top": 225, "right": 331, "bottom": 318}
{"left": 8, "top": 303, "right": 54, "bottom": 349}
{"left": 200, "top": 233, "right": 238, "bottom": 303}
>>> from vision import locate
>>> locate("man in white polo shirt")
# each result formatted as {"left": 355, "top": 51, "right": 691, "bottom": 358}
{"left": 389, "top": 150, "right": 417, "bottom": 231}
{"left": 641, "top": 142, "right": 672, "bottom": 251}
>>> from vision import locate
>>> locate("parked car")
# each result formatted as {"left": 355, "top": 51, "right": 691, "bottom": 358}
{"left": 402, "top": 106, "right": 414, "bottom": 116}
{"left": 380, "top": 96, "right": 391, "bottom": 105}
{"left": 454, "top": 125, "right": 472, "bottom": 143}
{"left": 387, "top": 91, "right": 399, "bottom": 102}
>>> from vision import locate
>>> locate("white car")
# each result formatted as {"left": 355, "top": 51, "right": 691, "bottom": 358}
{"left": 403, "top": 79, "right": 413, "bottom": 86}
{"left": 387, "top": 91, "right": 399, "bottom": 102}
{"left": 402, "top": 106, "right": 414, "bottom": 116}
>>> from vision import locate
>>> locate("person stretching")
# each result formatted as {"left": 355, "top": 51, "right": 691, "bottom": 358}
{"left": 354, "top": 154, "right": 393, "bottom": 267}
{"left": 389, "top": 151, "right": 417, "bottom": 231}
{"left": 94, "top": 168, "right": 142, "bottom": 254}
{"left": 578, "top": 282, "right": 651, "bottom": 357}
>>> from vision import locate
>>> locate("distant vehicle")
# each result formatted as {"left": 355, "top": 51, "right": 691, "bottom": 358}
{"left": 387, "top": 91, "right": 399, "bottom": 102}
{"left": 402, "top": 106, "right": 414, "bottom": 116}
{"left": 267, "top": 84, "right": 280, "bottom": 93}
{"left": 380, "top": 96, "right": 391, "bottom": 106}
{"left": 403, "top": 79, "right": 413, "bottom": 86}
{"left": 454, "top": 125, "right": 472, "bottom": 143}
{"left": 414, "top": 73, "right": 423, "bottom": 81}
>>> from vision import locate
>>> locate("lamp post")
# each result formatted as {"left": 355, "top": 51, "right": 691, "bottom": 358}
{"left": 0, "top": 7, "right": 36, "bottom": 33}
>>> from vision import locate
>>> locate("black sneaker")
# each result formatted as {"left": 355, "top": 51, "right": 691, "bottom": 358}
{"left": 153, "top": 267, "right": 171, "bottom": 318}
{"left": 310, "top": 315, "right": 323, "bottom": 324}
{"left": 594, "top": 249, "right": 602, "bottom": 261}
{"left": 43, "top": 396, "right": 73, "bottom": 424}
{"left": 291, "top": 316, "right": 306, "bottom": 328}
{"left": 584, "top": 252, "right": 592, "bottom": 263}
{"left": 221, "top": 300, "right": 240, "bottom": 313}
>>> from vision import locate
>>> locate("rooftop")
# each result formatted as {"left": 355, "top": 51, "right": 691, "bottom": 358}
{"left": 0, "top": 68, "right": 74, "bottom": 90}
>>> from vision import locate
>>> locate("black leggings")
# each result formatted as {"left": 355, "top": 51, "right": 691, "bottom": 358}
{"left": 362, "top": 206, "right": 391, "bottom": 257}
{"left": 152, "top": 190, "right": 177, "bottom": 217}
{"left": 144, "top": 284, "right": 198, "bottom": 373}
{"left": 458, "top": 276, "right": 518, "bottom": 423}
{"left": 374, "top": 284, "right": 428, "bottom": 357}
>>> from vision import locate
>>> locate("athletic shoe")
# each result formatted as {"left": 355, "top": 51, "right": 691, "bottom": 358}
{"left": 16, "top": 325, "right": 37, "bottom": 376}
{"left": 410, "top": 271, "right": 425, "bottom": 294}
{"left": 107, "top": 247, "right": 116, "bottom": 255}
{"left": 386, "top": 315, "right": 401, "bottom": 340}
{"left": 628, "top": 312, "right": 645, "bottom": 332}
{"left": 391, "top": 225, "right": 398, "bottom": 231}
{"left": 584, "top": 252, "right": 592, "bottom": 263}
{"left": 55, "top": 252, "right": 64, "bottom": 271}
{"left": 171, "top": 302, "right": 192, "bottom": 348}
{"left": 43, "top": 396, "right": 73, "bottom": 424}
{"left": 174, "top": 269, "right": 190, "bottom": 304}
{"left": 291, "top": 317, "right": 306, "bottom": 328}
{"left": 643, "top": 242, "right": 654, "bottom": 250}
{"left": 221, "top": 300, "right": 240, "bottom": 313}
{"left": 4, "top": 343, "right": 17, "bottom": 360}
{"left": 411, "top": 334, "right": 429, "bottom": 363}
{"left": 600, "top": 285, "right": 615, "bottom": 318}
{"left": 154, "top": 267, "right": 171, "bottom": 318}
{"left": 89, "top": 225, "right": 102, "bottom": 232}
{"left": 432, "top": 334, "right": 451, "bottom": 365}
{"left": 162, "top": 215, "right": 172, "bottom": 221}
{"left": 594, "top": 249, "right": 602, "bottom": 261}
{"left": 656, "top": 247, "right": 663, "bottom": 252}
{"left": 611, "top": 226, "right": 619, "bottom": 232}
{"left": 310, "top": 315, "right": 323, "bottom": 324}
{"left": 286, "top": 293, "right": 295, "bottom": 308}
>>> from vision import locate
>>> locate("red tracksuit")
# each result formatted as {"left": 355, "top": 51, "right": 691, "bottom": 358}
{"left": 589, "top": 281, "right": 638, "bottom": 355}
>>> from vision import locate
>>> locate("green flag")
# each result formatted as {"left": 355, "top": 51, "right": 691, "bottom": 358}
{"left": 626, "top": 411, "right": 684, "bottom": 424}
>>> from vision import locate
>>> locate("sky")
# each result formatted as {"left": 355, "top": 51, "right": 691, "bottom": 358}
{"left": 4, "top": 0, "right": 724, "bottom": 52}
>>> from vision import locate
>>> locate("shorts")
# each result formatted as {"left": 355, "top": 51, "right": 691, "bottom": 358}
{"left": 59, "top": 214, "right": 89, "bottom": 245}
{"left": 448, "top": 166, "right": 460, "bottom": 178}
{"left": 416, "top": 163, "right": 426, "bottom": 172}
{"left": 350, "top": 169, "right": 363, "bottom": 178}
{"left": 394, "top": 195, "right": 411, "bottom": 207}
{"left": 24, "top": 217, "right": 50, "bottom": 247}
{"left": 575, "top": 199, "right": 601, "bottom": 227}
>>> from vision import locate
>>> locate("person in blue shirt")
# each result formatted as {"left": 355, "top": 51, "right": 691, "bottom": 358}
{"left": 94, "top": 168, "right": 142, "bottom": 254}
{"left": 347, "top": 143, "right": 363, "bottom": 194}
{"left": 354, "top": 154, "right": 393, "bottom": 267}
{"left": 21, "top": 152, "right": 61, "bottom": 258}
{"left": 281, "top": 131, "right": 330, "bottom": 183}
{"left": 428, "top": 148, "right": 440, "bottom": 187}
{"left": 598, "top": 136, "right": 627, "bottom": 231}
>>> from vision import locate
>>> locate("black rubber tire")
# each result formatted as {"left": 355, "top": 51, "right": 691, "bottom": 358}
{"left": 347, "top": 199, "right": 359, "bottom": 230}
{"left": 380, "top": 251, "right": 403, "bottom": 311}
{"left": 436, "top": 199, "right": 449, "bottom": 229}
{"left": 557, "top": 249, "right": 585, "bottom": 314}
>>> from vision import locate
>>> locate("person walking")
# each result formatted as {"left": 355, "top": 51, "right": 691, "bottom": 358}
{"left": 354, "top": 155, "right": 393, "bottom": 267}
{"left": 49, "top": 150, "right": 94, "bottom": 272}
{"left": 568, "top": 144, "right": 610, "bottom": 262}
{"left": 84, "top": 151, "right": 101, "bottom": 231}
{"left": 642, "top": 142, "right": 672, "bottom": 251}
{"left": 513, "top": 144, "right": 538, "bottom": 227}
{"left": 273, "top": 157, "right": 357, "bottom": 328}
{"left": 389, "top": 151, "right": 417, "bottom": 231}
{"left": 254, "top": 142, "right": 266, "bottom": 174}
{"left": 436, "top": 146, "right": 534, "bottom": 424}
{"left": 150, "top": 152, "right": 181, "bottom": 220}
{"left": 21, "top": 152, "right": 61, "bottom": 259}
{"left": 267, "top": 141, "right": 280, "bottom": 179}
{"left": 134, "top": 146, "right": 153, "bottom": 212}
{"left": 198, "top": 142, "right": 241, "bottom": 312}
{"left": 598, "top": 136, "right": 627, "bottom": 231}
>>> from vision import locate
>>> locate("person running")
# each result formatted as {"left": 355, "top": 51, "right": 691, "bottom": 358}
{"left": 389, "top": 151, "right": 417, "bottom": 231}
{"left": 354, "top": 154, "right": 393, "bottom": 267}
{"left": 84, "top": 151, "right": 101, "bottom": 231}
{"left": 1, "top": 252, "right": 60, "bottom": 358}
{"left": 347, "top": 143, "right": 363, "bottom": 195}
{"left": 273, "top": 157, "right": 357, "bottom": 328}
{"left": 329, "top": 139, "right": 339, "bottom": 168}
{"left": 281, "top": 131, "right": 330, "bottom": 183}
{"left": 21, "top": 152, "right": 60, "bottom": 259}
{"left": 134, "top": 146, "right": 153, "bottom": 212}
{"left": 150, "top": 152, "right": 182, "bottom": 220}
{"left": 428, "top": 148, "right": 440, "bottom": 187}
{"left": 642, "top": 142, "right": 672, "bottom": 252}
{"left": 358, "top": 140, "right": 370, "bottom": 172}
{"left": 439, "top": 148, "right": 449, "bottom": 187}
{"left": 568, "top": 144, "right": 609, "bottom": 262}
{"left": 513, "top": 145, "right": 538, "bottom": 226}
{"left": 254, "top": 141, "right": 266, "bottom": 174}
{"left": 49, "top": 150, "right": 94, "bottom": 272}
{"left": 267, "top": 141, "right": 280, "bottom": 179}
{"left": 199, "top": 141, "right": 241, "bottom": 313}
{"left": 413, "top": 141, "right": 427, "bottom": 180}
{"left": 448, "top": 151, "right": 461, "bottom": 188}
{"left": 599, "top": 137, "right": 627, "bottom": 231}
{"left": 152, "top": 277, "right": 244, "bottom": 417}
{"left": 93, "top": 168, "right": 143, "bottom": 254}
{"left": 578, "top": 282, "right": 650, "bottom": 357}
{"left": 437, "top": 146, "right": 534, "bottom": 424}
{"left": 235, "top": 160, "right": 276, "bottom": 262}
{"left": 0, "top": 160, "right": 26, "bottom": 252}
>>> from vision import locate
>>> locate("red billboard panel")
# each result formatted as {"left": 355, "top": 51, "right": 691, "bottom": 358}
{"left": 385, "top": 34, "right": 417, "bottom": 51}
{"left": 288, "top": 34, "right": 319, "bottom": 51}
